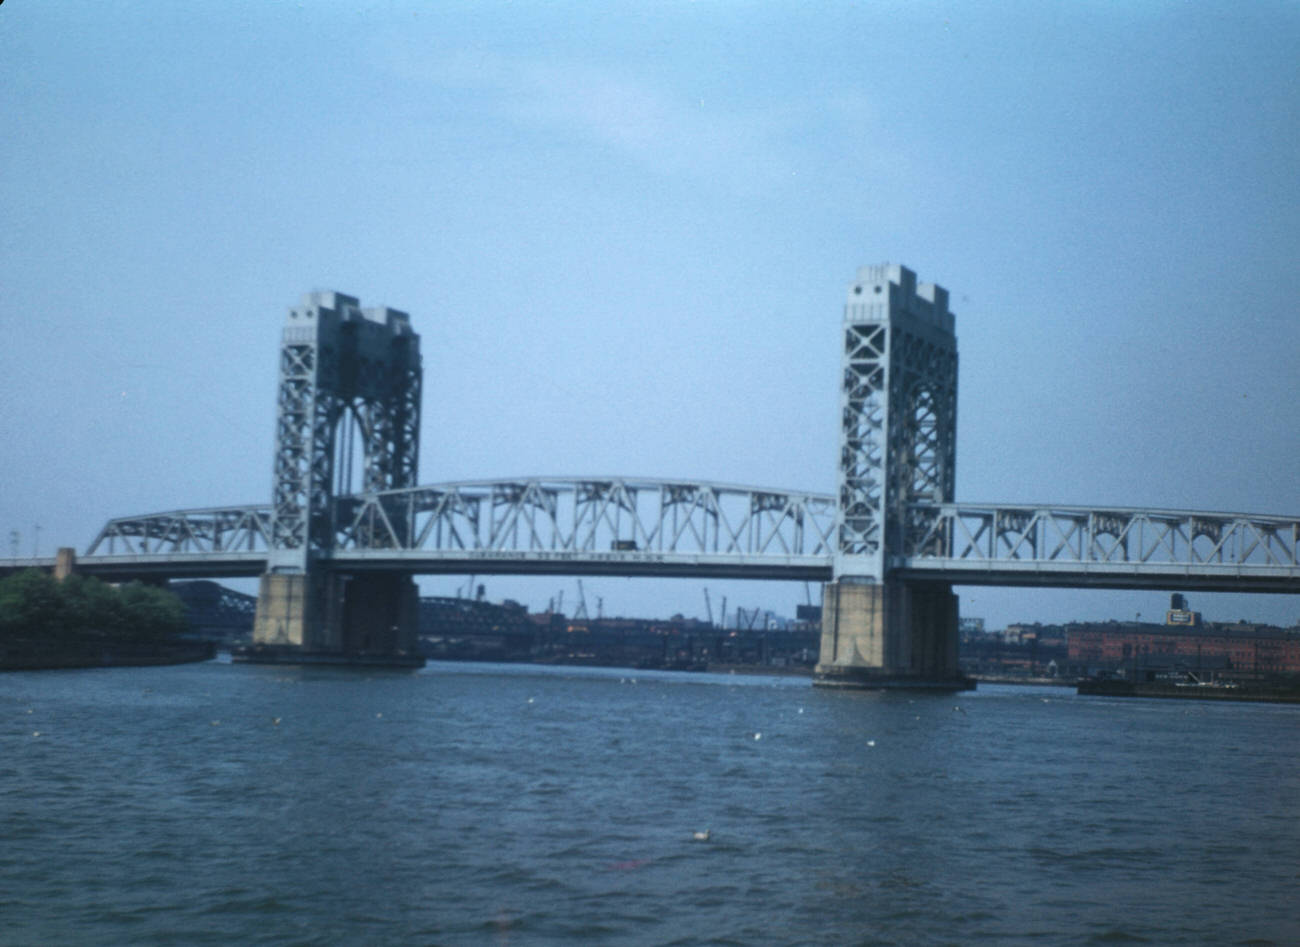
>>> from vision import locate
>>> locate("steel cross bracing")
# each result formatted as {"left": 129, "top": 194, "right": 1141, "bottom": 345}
{"left": 836, "top": 264, "right": 958, "bottom": 579}
{"left": 80, "top": 505, "right": 273, "bottom": 578}
{"left": 268, "top": 294, "right": 421, "bottom": 569}
{"left": 80, "top": 479, "right": 835, "bottom": 580}
{"left": 88, "top": 506, "right": 272, "bottom": 555}
{"left": 898, "top": 503, "right": 1300, "bottom": 592}
{"left": 332, "top": 477, "right": 838, "bottom": 579}
{"left": 73, "top": 488, "right": 1300, "bottom": 592}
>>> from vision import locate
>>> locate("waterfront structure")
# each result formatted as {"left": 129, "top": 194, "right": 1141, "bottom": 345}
{"left": 1066, "top": 620, "right": 1300, "bottom": 679}
{"left": 171, "top": 580, "right": 257, "bottom": 644}
{"left": 5, "top": 266, "right": 1299, "bottom": 674}
{"left": 815, "top": 264, "right": 966, "bottom": 688}
{"left": 252, "top": 292, "right": 424, "bottom": 664}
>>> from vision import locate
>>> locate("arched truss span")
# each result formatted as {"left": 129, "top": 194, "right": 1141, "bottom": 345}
{"left": 82, "top": 478, "right": 836, "bottom": 579}
{"left": 78, "top": 485, "right": 1300, "bottom": 590}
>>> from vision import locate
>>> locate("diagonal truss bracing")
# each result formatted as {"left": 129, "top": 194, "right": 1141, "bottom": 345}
{"left": 836, "top": 265, "right": 958, "bottom": 577}
{"left": 88, "top": 506, "right": 273, "bottom": 556}
{"left": 333, "top": 478, "right": 838, "bottom": 561}
{"left": 81, "top": 488, "right": 1300, "bottom": 590}
{"left": 901, "top": 503, "right": 1300, "bottom": 589}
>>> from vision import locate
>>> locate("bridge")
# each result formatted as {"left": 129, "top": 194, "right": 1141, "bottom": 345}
{"left": 76, "top": 485, "right": 1299, "bottom": 593}
{"left": 6, "top": 268, "right": 1298, "bottom": 684}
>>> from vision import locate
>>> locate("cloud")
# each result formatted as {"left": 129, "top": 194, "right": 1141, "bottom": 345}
{"left": 376, "top": 41, "right": 843, "bottom": 190}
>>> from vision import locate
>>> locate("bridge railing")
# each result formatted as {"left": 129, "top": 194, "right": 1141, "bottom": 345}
{"left": 905, "top": 504, "right": 1300, "bottom": 571}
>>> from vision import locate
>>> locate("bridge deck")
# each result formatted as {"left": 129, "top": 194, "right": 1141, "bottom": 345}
{"left": 3, "top": 479, "right": 1292, "bottom": 593}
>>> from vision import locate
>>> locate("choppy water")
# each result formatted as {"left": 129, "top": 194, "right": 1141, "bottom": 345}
{"left": 2, "top": 659, "right": 1297, "bottom": 945}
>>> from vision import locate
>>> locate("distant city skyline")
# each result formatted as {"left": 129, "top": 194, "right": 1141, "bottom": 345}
{"left": 2, "top": 2, "right": 1296, "bottom": 629}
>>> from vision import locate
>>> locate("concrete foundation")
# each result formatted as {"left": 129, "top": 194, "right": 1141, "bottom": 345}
{"left": 54, "top": 547, "right": 77, "bottom": 580}
{"left": 252, "top": 573, "right": 320, "bottom": 649}
{"left": 250, "top": 570, "right": 423, "bottom": 666}
{"left": 814, "top": 579, "right": 973, "bottom": 690}
{"left": 337, "top": 572, "right": 420, "bottom": 655}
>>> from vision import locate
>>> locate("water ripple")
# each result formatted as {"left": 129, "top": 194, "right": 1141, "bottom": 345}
{"left": 2, "top": 666, "right": 1298, "bottom": 945}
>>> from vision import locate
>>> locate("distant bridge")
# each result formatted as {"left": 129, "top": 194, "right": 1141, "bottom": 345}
{"left": 27, "top": 476, "right": 1292, "bottom": 593}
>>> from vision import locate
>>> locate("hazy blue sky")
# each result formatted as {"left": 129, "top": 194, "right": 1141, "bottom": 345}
{"left": 2, "top": 1, "right": 1297, "bottom": 628}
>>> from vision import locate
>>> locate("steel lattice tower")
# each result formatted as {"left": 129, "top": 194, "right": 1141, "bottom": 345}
{"left": 818, "top": 264, "right": 966, "bottom": 688}
{"left": 835, "top": 264, "right": 957, "bottom": 578}
{"left": 268, "top": 292, "right": 421, "bottom": 569}
{"left": 254, "top": 292, "right": 422, "bottom": 657}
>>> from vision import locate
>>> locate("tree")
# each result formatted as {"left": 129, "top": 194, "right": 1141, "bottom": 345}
{"left": 0, "top": 571, "right": 188, "bottom": 642}
{"left": 116, "top": 582, "right": 187, "bottom": 640}
{"left": 0, "top": 570, "right": 65, "bottom": 639}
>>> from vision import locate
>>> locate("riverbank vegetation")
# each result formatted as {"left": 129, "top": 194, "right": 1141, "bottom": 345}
{"left": 0, "top": 570, "right": 188, "bottom": 643}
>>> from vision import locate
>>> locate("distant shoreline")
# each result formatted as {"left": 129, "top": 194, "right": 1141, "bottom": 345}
{"left": 972, "top": 674, "right": 1075, "bottom": 687}
{"left": 0, "top": 640, "right": 216, "bottom": 672}
{"left": 1077, "top": 678, "right": 1300, "bottom": 705}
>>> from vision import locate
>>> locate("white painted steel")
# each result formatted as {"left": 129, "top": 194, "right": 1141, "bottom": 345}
{"left": 835, "top": 264, "right": 957, "bottom": 579}
{"left": 75, "top": 488, "right": 1300, "bottom": 591}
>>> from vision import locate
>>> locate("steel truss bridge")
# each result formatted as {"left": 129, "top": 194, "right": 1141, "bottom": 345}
{"left": 62, "top": 476, "right": 1300, "bottom": 593}
{"left": 4, "top": 275, "right": 1297, "bottom": 606}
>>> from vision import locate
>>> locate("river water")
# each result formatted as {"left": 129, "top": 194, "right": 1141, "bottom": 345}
{"left": 2, "top": 659, "right": 1297, "bottom": 945}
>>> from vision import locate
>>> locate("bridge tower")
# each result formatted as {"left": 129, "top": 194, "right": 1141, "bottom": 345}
{"left": 815, "top": 264, "right": 969, "bottom": 688}
{"left": 249, "top": 292, "right": 424, "bottom": 664}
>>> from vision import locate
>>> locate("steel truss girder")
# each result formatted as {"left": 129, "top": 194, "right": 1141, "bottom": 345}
{"left": 79, "top": 492, "right": 1300, "bottom": 590}
{"left": 902, "top": 503, "right": 1300, "bottom": 589}
{"left": 87, "top": 506, "right": 273, "bottom": 555}
{"left": 332, "top": 477, "right": 838, "bottom": 561}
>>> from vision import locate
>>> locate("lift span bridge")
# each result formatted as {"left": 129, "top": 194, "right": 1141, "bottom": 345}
{"left": 6, "top": 271, "right": 1298, "bottom": 683}
{"left": 78, "top": 484, "right": 1299, "bottom": 593}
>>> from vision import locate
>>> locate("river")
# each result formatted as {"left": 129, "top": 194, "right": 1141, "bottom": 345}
{"left": 3, "top": 659, "right": 1297, "bottom": 945}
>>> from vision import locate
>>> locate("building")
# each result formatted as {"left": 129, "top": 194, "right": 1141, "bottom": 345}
{"left": 1066, "top": 608, "right": 1300, "bottom": 681}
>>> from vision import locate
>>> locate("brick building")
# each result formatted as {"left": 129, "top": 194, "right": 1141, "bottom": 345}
{"left": 1066, "top": 620, "right": 1300, "bottom": 679}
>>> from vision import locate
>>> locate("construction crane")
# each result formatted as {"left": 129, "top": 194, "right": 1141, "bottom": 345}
{"left": 703, "top": 588, "right": 714, "bottom": 626}
{"left": 574, "top": 580, "right": 589, "bottom": 620}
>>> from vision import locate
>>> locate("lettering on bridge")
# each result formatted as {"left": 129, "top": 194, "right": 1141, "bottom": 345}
{"left": 463, "top": 550, "right": 669, "bottom": 564}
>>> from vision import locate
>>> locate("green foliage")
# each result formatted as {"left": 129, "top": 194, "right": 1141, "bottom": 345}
{"left": 115, "top": 581, "right": 188, "bottom": 640}
{"left": 0, "top": 570, "right": 188, "bottom": 641}
{"left": 0, "top": 570, "right": 64, "bottom": 636}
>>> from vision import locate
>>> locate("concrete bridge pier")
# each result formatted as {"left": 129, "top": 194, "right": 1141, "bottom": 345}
{"left": 338, "top": 573, "right": 420, "bottom": 655}
{"left": 54, "top": 547, "right": 77, "bottom": 580}
{"left": 814, "top": 578, "right": 971, "bottom": 689}
{"left": 239, "top": 290, "right": 425, "bottom": 668}
{"left": 247, "top": 570, "right": 423, "bottom": 667}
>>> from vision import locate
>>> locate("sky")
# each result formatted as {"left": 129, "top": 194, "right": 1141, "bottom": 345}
{"left": 2, "top": 0, "right": 1297, "bottom": 629}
